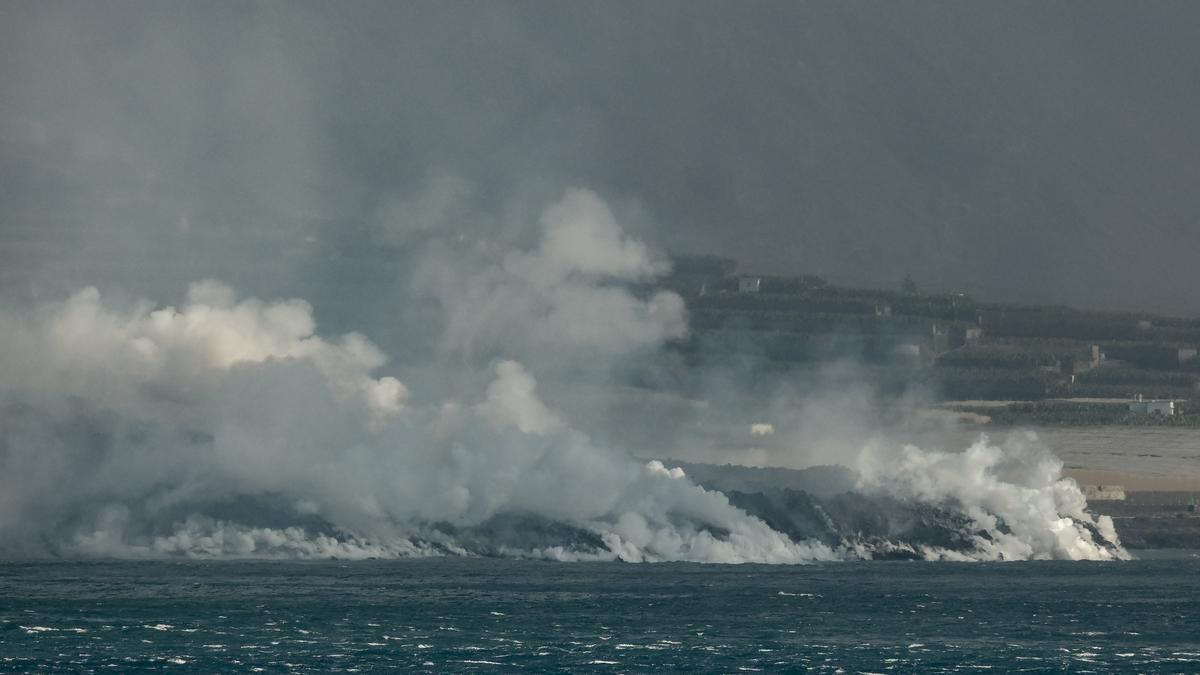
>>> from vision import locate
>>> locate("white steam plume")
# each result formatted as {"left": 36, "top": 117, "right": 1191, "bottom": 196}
{"left": 856, "top": 432, "right": 1127, "bottom": 561}
{"left": 0, "top": 190, "right": 832, "bottom": 563}
{"left": 417, "top": 188, "right": 687, "bottom": 362}
{"left": 0, "top": 188, "right": 1123, "bottom": 563}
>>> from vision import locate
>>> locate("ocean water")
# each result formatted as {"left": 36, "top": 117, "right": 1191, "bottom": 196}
{"left": 2, "top": 557, "right": 1199, "bottom": 673}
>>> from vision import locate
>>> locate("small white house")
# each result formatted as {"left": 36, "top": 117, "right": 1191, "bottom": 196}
{"left": 738, "top": 276, "right": 762, "bottom": 293}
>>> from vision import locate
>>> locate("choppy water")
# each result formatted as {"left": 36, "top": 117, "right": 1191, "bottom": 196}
{"left": 3, "top": 557, "right": 1199, "bottom": 672}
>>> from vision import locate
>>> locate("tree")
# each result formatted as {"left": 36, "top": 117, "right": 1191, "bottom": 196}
{"left": 901, "top": 273, "right": 918, "bottom": 295}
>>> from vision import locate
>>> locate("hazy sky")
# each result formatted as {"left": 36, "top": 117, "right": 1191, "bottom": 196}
{"left": 0, "top": 1, "right": 1147, "bottom": 562}
{"left": 3, "top": 1, "right": 1200, "bottom": 315}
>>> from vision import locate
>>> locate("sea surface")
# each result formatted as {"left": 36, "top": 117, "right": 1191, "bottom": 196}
{"left": 3, "top": 556, "right": 1200, "bottom": 673}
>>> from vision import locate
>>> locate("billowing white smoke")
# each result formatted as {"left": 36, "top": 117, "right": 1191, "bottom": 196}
{"left": 0, "top": 188, "right": 1123, "bottom": 563}
{"left": 856, "top": 432, "right": 1127, "bottom": 561}
{"left": 3, "top": 279, "right": 407, "bottom": 427}
{"left": 415, "top": 188, "right": 687, "bottom": 362}
{"left": 0, "top": 189, "right": 834, "bottom": 563}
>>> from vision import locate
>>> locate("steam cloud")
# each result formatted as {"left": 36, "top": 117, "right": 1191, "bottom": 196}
{"left": 857, "top": 434, "right": 1125, "bottom": 561}
{"left": 0, "top": 190, "right": 1123, "bottom": 562}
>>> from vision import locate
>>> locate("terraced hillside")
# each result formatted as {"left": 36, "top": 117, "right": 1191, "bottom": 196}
{"left": 665, "top": 256, "right": 1200, "bottom": 416}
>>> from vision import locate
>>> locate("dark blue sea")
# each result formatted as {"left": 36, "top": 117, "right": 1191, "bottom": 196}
{"left": 3, "top": 557, "right": 1199, "bottom": 673}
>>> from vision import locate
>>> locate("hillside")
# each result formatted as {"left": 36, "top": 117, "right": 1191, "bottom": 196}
{"left": 662, "top": 256, "right": 1200, "bottom": 424}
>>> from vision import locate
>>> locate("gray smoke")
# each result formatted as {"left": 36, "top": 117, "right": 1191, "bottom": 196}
{"left": 0, "top": 189, "right": 1124, "bottom": 561}
{"left": 1, "top": 2, "right": 1147, "bottom": 561}
{"left": 0, "top": 190, "right": 828, "bottom": 562}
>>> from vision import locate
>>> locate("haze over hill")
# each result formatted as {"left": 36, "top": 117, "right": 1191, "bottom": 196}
{"left": 0, "top": 1, "right": 1191, "bottom": 561}
{"left": 3, "top": 1, "right": 1200, "bottom": 322}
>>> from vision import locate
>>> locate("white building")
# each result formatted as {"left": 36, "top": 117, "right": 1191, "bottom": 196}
{"left": 1128, "top": 394, "right": 1175, "bottom": 416}
{"left": 738, "top": 276, "right": 762, "bottom": 293}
